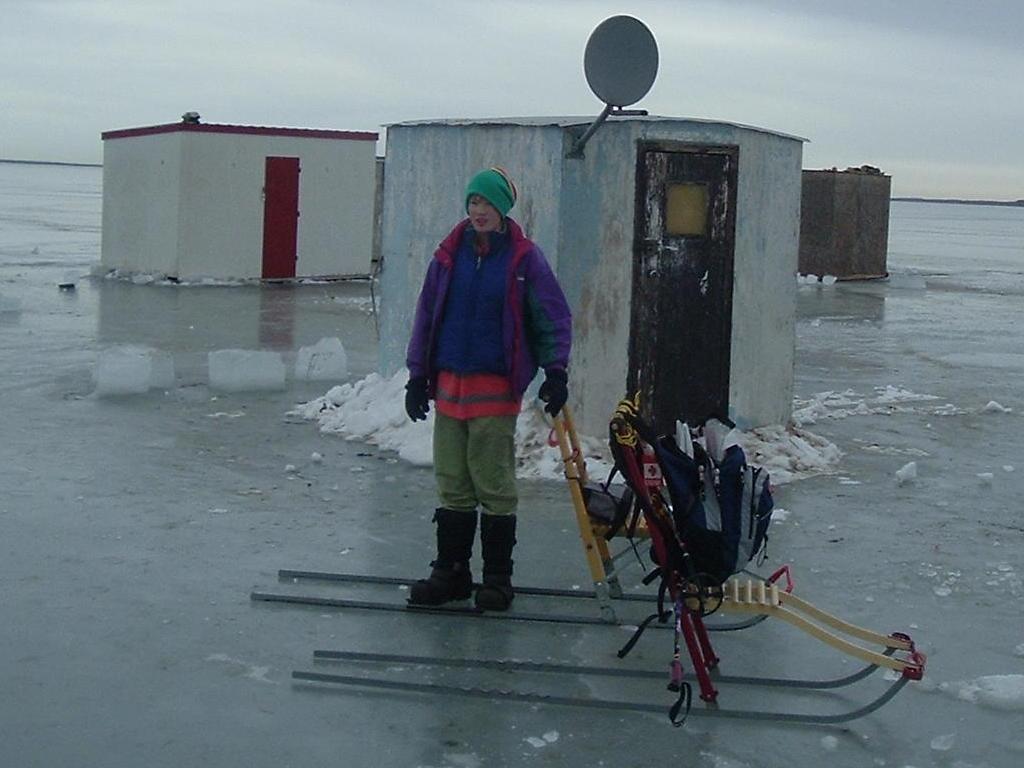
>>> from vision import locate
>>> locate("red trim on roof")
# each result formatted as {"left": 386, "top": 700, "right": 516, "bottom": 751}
{"left": 101, "top": 122, "right": 378, "bottom": 142}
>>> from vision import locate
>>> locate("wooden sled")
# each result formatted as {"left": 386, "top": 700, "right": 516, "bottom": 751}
{"left": 549, "top": 401, "right": 925, "bottom": 708}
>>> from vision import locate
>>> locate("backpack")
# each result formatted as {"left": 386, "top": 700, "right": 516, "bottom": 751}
{"left": 582, "top": 470, "right": 635, "bottom": 530}
{"left": 654, "top": 425, "right": 774, "bottom": 585}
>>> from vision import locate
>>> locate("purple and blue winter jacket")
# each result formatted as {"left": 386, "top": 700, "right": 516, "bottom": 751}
{"left": 406, "top": 217, "right": 572, "bottom": 398}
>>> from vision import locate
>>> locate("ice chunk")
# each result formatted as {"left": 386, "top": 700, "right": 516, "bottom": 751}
{"left": 971, "top": 675, "right": 1024, "bottom": 711}
{"left": 294, "top": 337, "right": 348, "bottom": 381}
{"left": 977, "top": 472, "right": 994, "bottom": 485}
{"left": 94, "top": 346, "right": 172, "bottom": 396}
{"left": 895, "top": 461, "right": 917, "bottom": 485}
{"left": 983, "top": 400, "right": 1012, "bottom": 413}
{"left": 942, "top": 675, "right": 1024, "bottom": 711}
{"left": 95, "top": 347, "right": 152, "bottom": 396}
{"left": 930, "top": 733, "right": 955, "bottom": 751}
{"left": 208, "top": 349, "right": 286, "bottom": 392}
{"left": 821, "top": 275, "right": 837, "bottom": 286}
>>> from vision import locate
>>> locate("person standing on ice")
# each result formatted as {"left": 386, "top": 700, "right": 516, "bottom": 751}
{"left": 404, "top": 167, "right": 572, "bottom": 611}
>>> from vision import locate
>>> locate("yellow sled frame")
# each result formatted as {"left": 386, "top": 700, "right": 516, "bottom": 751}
{"left": 550, "top": 405, "right": 650, "bottom": 623}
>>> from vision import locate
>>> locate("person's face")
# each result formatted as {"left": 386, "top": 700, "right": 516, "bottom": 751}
{"left": 467, "top": 195, "right": 502, "bottom": 233}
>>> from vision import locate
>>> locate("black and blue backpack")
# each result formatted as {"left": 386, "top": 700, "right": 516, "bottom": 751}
{"left": 654, "top": 424, "right": 774, "bottom": 585}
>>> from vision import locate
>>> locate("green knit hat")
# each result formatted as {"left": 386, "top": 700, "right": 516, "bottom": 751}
{"left": 464, "top": 167, "right": 518, "bottom": 217}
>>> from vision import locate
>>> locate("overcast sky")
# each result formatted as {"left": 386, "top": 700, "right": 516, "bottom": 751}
{"left": 2, "top": 0, "right": 1021, "bottom": 199}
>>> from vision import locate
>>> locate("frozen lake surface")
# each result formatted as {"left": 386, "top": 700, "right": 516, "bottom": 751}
{"left": 1, "top": 161, "right": 1023, "bottom": 767}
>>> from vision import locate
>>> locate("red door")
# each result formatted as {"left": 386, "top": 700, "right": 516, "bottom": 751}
{"left": 261, "top": 156, "right": 300, "bottom": 279}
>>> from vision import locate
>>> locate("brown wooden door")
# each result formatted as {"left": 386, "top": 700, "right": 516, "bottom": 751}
{"left": 628, "top": 144, "right": 738, "bottom": 434}
{"left": 261, "top": 156, "right": 300, "bottom": 279}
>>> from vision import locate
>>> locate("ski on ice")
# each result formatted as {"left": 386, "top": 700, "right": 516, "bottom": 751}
{"left": 291, "top": 647, "right": 914, "bottom": 726}
{"left": 256, "top": 568, "right": 768, "bottom": 631}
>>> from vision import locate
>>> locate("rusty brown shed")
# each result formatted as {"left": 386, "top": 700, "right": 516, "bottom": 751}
{"left": 799, "top": 167, "right": 892, "bottom": 280}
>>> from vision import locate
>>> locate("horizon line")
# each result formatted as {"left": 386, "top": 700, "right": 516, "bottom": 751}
{"left": 1, "top": 158, "right": 1018, "bottom": 206}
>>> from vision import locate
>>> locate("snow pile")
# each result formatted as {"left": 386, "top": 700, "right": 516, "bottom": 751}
{"left": 94, "top": 345, "right": 175, "bottom": 396}
{"left": 294, "top": 337, "right": 348, "bottom": 381}
{"left": 792, "top": 386, "right": 967, "bottom": 426}
{"left": 208, "top": 349, "right": 286, "bottom": 392}
{"left": 293, "top": 371, "right": 841, "bottom": 484}
{"left": 939, "top": 675, "right": 1024, "bottom": 711}
{"left": 289, "top": 372, "right": 433, "bottom": 467}
{"left": 513, "top": 406, "right": 614, "bottom": 481}
{"left": 797, "top": 273, "right": 838, "bottom": 285}
{"left": 740, "top": 424, "right": 843, "bottom": 485}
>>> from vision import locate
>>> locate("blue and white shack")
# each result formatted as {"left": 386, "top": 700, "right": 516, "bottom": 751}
{"left": 377, "top": 116, "right": 805, "bottom": 436}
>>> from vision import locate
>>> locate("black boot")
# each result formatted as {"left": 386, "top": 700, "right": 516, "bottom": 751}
{"left": 408, "top": 508, "right": 477, "bottom": 605}
{"left": 475, "top": 514, "right": 516, "bottom": 611}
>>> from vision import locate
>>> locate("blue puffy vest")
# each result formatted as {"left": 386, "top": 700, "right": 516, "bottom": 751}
{"left": 434, "top": 228, "right": 511, "bottom": 375}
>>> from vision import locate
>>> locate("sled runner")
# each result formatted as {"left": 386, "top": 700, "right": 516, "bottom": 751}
{"left": 291, "top": 643, "right": 915, "bottom": 725}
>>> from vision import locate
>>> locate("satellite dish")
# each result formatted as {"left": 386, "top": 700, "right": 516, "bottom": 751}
{"left": 584, "top": 15, "right": 659, "bottom": 108}
{"left": 568, "top": 16, "right": 659, "bottom": 157}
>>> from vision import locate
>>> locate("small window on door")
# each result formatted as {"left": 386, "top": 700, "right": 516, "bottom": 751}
{"left": 665, "top": 183, "right": 708, "bottom": 237}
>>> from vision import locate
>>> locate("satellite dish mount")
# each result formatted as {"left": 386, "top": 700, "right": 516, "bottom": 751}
{"left": 568, "top": 16, "right": 659, "bottom": 159}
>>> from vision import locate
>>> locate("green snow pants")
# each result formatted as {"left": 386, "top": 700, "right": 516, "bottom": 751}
{"left": 433, "top": 412, "right": 518, "bottom": 516}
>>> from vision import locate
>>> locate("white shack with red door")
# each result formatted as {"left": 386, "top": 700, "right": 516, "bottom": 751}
{"left": 100, "top": 119, "right": 377, "bottom": 281}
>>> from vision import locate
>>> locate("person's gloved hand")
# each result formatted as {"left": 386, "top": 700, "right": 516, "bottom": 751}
{"left": 405, "top": 376, "right": 430, "bottom": 421}
{"left": 538, "top": 368, "right": 568, "bottom": 417}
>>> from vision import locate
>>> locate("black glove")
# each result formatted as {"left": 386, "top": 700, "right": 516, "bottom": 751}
{"left": 538, "top": 368, "right": 568, "bottom": 417}
{"left": 404, "top": 376, "right": 430, "bottom": 421}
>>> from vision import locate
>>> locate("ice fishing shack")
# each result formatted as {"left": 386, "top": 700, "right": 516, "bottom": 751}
{"left": 376, "top": 114, "right": 805, "bottom": 436}
{"left": 100, "top": 115, "right": 378, "bottom": 281}
{"left": 799, "top": 166, "right": 892, "bottom": 280}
